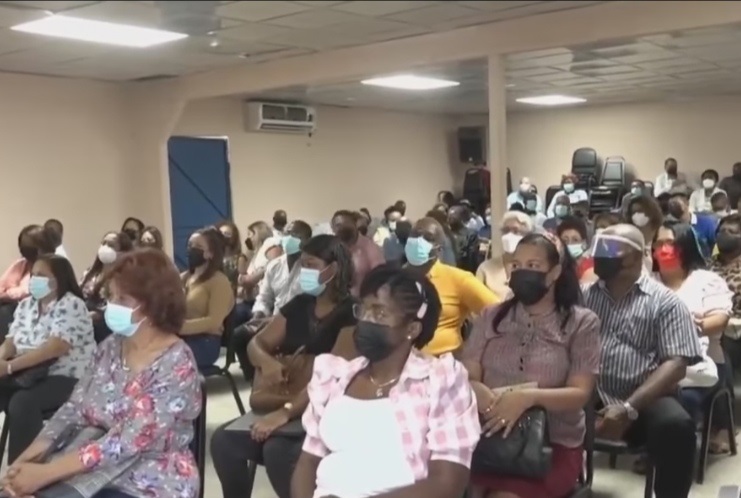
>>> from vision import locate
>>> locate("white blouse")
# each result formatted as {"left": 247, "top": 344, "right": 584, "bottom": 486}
{"left": 246, "top": 236, "right": 282, "bottom": 275}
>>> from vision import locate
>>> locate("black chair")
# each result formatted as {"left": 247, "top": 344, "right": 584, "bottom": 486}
{"left": 190, "top": 376, "right": 207, "bottom": 498}
{"left": 567, "top": 403, "right": 595, "bottom": 498}
{"left": 199, "top": 311, "right": 246, "bottom": 415}
{"left": 593, "top": 438, "right": 654, "bottom": 498}
{"left": 0, "top": 407, "right": 58, "bottom": 474}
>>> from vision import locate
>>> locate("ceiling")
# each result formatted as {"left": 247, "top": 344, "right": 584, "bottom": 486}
{"left": 0, "top": 0, "right": 606, "bottom": 82}
{"left": 251, "top": 23, "right": 741, "bottom": 114}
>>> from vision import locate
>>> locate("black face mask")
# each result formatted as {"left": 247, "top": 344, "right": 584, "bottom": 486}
{"left": 123, "top": 228, "right": 139, "bottom": 242}
{"left": 245, "top": 239, "right": 254, "bottom": 251}
{"left": 716, "top": 232, "right": 741, "bottom": 254}
{"left": 20, "top": 246, "right": 37, "bottom": 261}
{"left": 594, "top": 257, "right": 624, "bottom": 281}
{"left": 353, "top": 321, "right": 396, "bottom": 362}
{"left": 666, "top": 165, "right": 678, "bottom": 176}
{"left": 187, "top": 248, "right": 206, "bottom": 271}
{"left": 509, "top": 269, "right": 551, "bottom": 305}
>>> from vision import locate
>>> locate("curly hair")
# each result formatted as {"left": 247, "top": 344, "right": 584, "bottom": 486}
{"left": 101, "top": 249, "right": 186, "bottom": 335}
{"left": 301, "top": 234, "right": 353, "bottom": 301}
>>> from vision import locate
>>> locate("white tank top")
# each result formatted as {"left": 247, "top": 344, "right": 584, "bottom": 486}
{"left": 314, "top": 395, "right": 415, "bottom": 498}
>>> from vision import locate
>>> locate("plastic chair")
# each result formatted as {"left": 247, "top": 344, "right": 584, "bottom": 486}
{"left": 199, "top": 311, "right": 246, "bottom": 415}
{"left": 190, "top": 376, "right": 208, "bottom": 498}
{"left": 593, "top": 438, "right": 654, "bottom": 498}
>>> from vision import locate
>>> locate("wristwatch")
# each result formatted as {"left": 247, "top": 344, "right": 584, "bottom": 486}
{"left": 622, "top": 401, "right": 638, "bottom": 421}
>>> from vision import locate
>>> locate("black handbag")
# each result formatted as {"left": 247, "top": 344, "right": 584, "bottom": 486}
{"left": 0, "top": 358, "right": 56, "bottom": 389}
{"left": 471, "top": 406, "right": 552, "bottom": 478}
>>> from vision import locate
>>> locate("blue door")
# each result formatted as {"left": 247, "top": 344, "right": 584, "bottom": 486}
{"left": 168, "top": 136, "right": 231, "bottom": 270}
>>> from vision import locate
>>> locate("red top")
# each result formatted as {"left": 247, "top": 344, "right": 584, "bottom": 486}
{"left": 577, "top": 257, "right": 594, "bottom": 280}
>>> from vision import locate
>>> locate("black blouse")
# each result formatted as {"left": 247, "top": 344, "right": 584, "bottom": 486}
{"left": 278, "top": 294, "right": 356, "bottom": 355}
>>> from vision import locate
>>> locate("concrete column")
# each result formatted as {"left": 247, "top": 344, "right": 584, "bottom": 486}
{"left": 487, "top": 54, "right": 508, "bottom": 253}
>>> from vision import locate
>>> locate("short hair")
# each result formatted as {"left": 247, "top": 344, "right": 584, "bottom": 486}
{"left": 717, "top": 213, "right": 741, "bottom": 233}
{"left": 383, "top": 205, "right": 401, "bottom": 219}
{"left": 44, "top": 219, "right": 63, "bottom": 236}
{"left": 332, "top": 209, "right": 356, "bottom": 222}
{"left": 36, "top": 254, "right": 83, "bottom": 300}
{"left": 18, "top": 225, "right": 56, "bottom": 255}
{"left": 557, "top": 216, "right": 588, "bottom": 241}
{"left": 140, "top": 226, "right": 164, "bottom": 250}
{"left": 273, "top": 210, "right": 288, "bottom": 230}
{"left": 289, "top": 220, "right": 312, "bottom": 241}
{"left": 101, "top": 249, "right": 186, "bottom": 335}
{"left": 189, "top": 226, "right": 225, "bottom": 283}
{"left": 302, "top": 235, "right": 353, "bottom": 300}
{"left": 216, "top": 220, "right": 242, "bottom": 254}
{"left": 500, "top": 211, "right": 534, "bottom": 232}
{"left": 593, "top": 211, "right": 621, "bottom": 228}
{"left": 247, "top": 221, "right": 274, "bottom": 247}
{"left": 625, "top": 195, "right": 664, "bottom": 231}
{"left": 358, "top": 264, "right": 441, "bottom": 349}
{"left": 561, "top": 173, "right": 578, "bottom": 184}
{"left": 655, "top": 221, "right": 705, "bottom": 273}
{"left": 701, "top": 169, "right": 720, "bottom": 182}
{"left": 665, "top": 157, "right": 677, "bottom": 165}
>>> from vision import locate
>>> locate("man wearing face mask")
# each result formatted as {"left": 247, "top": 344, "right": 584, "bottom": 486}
{"left": 506, "top": 177, "right": 544, "bottom": 213}
{"left": 583, "top": 224, "right": 702, "bottom": 498}
{"left": 232, "top": 221, "right": 313, "bottom": 381}
{"left": 272, "top": 210, "right": 288, "bottom": 237}
{"left": 689, "top": 169, "right": 725, "bottom": 213}
{"left": 719, "top": 161, "right": 741, "bottom": 209}
{"left": 373, "top": 205, "right": 403, "bottom": 246}
{"left": 405, "top": 218, "right": 497, "bottom": 356}
{"left": 654, "top": 157, "right": 687, "bottom": 196}
{"left": 667, "top": 187, "right": 717, "bottom": 257}
{"left": 383, "top": 220, "right": 412, "bottom": 266}
{"left": 331, "top": 210, "right": 384, "bottom": 297}
{"left": 620, "top": 180, "right": 645, "bottom": 210}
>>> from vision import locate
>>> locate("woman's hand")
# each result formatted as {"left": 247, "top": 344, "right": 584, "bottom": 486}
{"left": 485, "top": 390, "right": 535, "bottom": 438}
{"left": 251, "top": 409, "right": 289, "bottom": 442}
{"left": 472, "top": 382, "right": 500, "bottom": 433}
{"left": 260, "top": 358, "right": 285, "bottom": 387}
{"left": 7, "top": 462, "right": 53, "bottom": 495}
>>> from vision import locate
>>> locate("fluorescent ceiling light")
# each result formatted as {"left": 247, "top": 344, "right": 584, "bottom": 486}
{"left": 516, "top": 95, "right": 587, "bottom": 106}
{"left": 11, "top": 15, "right": 187, "bottom": 48}
{"left": 361, "top": 75, "right": 460, "bottom": 90}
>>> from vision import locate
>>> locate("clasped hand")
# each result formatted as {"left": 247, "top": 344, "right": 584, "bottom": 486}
{"left": 595, "top": 404, "right": 632, "bottom": 441}
{"left": 1, "top": 461, "right": 51, "bottom": 497}
{"left": 479, "top": 389, "right": 534, "bottom": 438}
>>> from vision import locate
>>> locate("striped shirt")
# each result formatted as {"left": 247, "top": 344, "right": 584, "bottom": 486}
{"left": 583, "top": 275, "right": 702, "bottom": 405}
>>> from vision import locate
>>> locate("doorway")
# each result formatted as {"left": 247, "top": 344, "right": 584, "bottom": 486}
{"left": 168, "top": 136, "right": 232, "bottom": 269}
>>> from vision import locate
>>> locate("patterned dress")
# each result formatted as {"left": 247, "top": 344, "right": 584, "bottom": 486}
{"left": 40, "top": 338, "right": 202, "bottom": 498}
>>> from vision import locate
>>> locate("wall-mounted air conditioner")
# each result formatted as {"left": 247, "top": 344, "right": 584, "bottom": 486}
{"left": 244, "top": 101, "right": 316, "bottom": 134}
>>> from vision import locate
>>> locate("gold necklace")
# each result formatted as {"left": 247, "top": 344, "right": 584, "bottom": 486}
{"left": 369, "top": 374, "right": 400, "bottom": 398}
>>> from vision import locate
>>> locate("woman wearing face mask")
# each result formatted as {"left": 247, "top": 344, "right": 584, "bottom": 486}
{"left": 476, "top": 211, "right": 535, "bottom": 297}
{"left": 120, "top": 217, "right": 145, "bottom": 247}
{"left": 546, "top": 173, "right": 588, "bottom": 218}
{"left": 620, "top": 180, "right": 646, "bottom": 210}
{"left": 543, "top": 195, "right": 572, "bottom": 233}
{"left": 653, "top": 221, "right": 734, "bottom": 455}
{"left": 181, "top": 227, "right": 234, "bottom": 368}
{"left": 1, "top": 250, "right": 201, "bottom": 498}
{"left": 689, "top": 169, "right": 725, "bottom": 214}
{"left": 291, "top": 264, "right": 480, "bottom": 498}
{"left": 211, "top": 235, "right": 356, "bottom": 498}
{"left": 462, "top": 232, "right": 600, "bottom": 498}
{"left": 624, "top": 194, "right": 664, "bottom": 272}
{"left": 405, "top": 218, "right": 497, "bottom": 356}
{"left": 217, "top": 220, "right": 248, "bottom": 294}
{"left": 0, "top": 255, "right": 94, "bottom": 464}
{"left": 137, "top": 226, "right": 163, "bottom": 250}
{"left": 558, "top": 216, "right": 596, "bottom": 282}
{"left": 81, "top": 231, "right": 134, "bottom": 344}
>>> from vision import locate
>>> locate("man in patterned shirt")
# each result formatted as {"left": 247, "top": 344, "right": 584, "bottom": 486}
{"left": 582, "top": 224, "right": 702, "bottom": 498}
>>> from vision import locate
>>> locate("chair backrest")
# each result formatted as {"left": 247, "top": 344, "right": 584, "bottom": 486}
{"left": 545, "top": 185, "right": 562, "bottom": 210}
{"left": 643, "top": 181, "right": 655, "bottom": 197}
{"left": 221, "top": 309, "right": 237, "bottom": 366}
{"left": 190, "top": 376, "right": 207, "bottom": 496}
{"left": 601, "top": 156, "right": 626, "bottom": 187}
{"left": 572, "top": 148, "right": 602, "bottom": 187}
{"left": 582, "top": 400, "right": 595, "bottom": 487}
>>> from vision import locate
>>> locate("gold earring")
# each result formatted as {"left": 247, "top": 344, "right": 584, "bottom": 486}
{"left": 406, "top": 335, "right": 412, "bottom": 341}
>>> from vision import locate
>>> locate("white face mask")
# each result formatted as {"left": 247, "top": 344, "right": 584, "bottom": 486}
{"left": 631, "top": 212, "right": 650, "bottom": 227}
{"left": 519, "top": 183, "right": 531, "bottom": 193}
{"left": 501, "top": 232, "right": 523, "bottom": 254}
{"left": 97, "top": 245, "right": 117, "bottom": 265}
{"left": 702, "top": 178, "right": 715, "bottom": 189}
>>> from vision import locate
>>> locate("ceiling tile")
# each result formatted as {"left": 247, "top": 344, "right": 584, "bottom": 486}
{"left": 217, "top": 1, "right": 310, "bottom": 22}
{"left": 0, "top": 1, "right": 96, "bottom": 11}
{"left": 0, "top": 4, "right": 49, "bottom": 28}
{"left": 526, "top": 71, "right": 584, "bottom": 83}
{"left": 609, "top": 50, "right": 680, "bottom": 64}
{"left": 680, "top": 44, "right": 741, "bottom": 62}
{"left": 591, "top": 42, "right": 663, "bottom": 57}
{"left": 508, "top": 47, "right": 572, "bottom": 61}
{"left": 292, "top": 1, "right": 345, "bottom": 6}
{"left": 332, "top": 1, "right": 437, "bottom": 16}
{"left": 359, "top": 25, "right": 431, "bottom": 43}
{"left": 217, "top": 22, "right": 294, "bottom": 42}
{"left": 64, "top": 1, "right": 159, "bottom": 26}
{"left": 577, "top": 65, "right": 642, "bottom": 75}
{"left": 0, "top": 30, "right": 46, "bottom": 55}
{"left": 265, "top": 28, "right": 366, "bottom": 50}
{"left": 265, "top": 9, "right": 368, "bottom": 29}
{"left": 507, "top": 67, "right": 562, "bottom": 78}
{"left": 326, "top": 18, "right": 413, "bottom": 36}
{"left": 387, "top": 3, "right": 482, "bottom": 25}
{"left": 457, "top": 1, "right": 544, "bottom": 11}
{"left": 636, "top": 57, "right": 704, "bottom": 70}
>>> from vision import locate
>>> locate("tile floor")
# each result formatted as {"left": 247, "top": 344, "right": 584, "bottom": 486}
{"left": 202, "top": 363, "right": 741, "bottom": 498}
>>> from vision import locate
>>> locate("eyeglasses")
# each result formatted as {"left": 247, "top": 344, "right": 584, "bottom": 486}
{"left": 352, "top": 303, "right": 389, "bottom": 322}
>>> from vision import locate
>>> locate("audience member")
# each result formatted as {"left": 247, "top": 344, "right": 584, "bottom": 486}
{"left": 331, "top": 210, "right": 384, "bottom": 296}
{"left": 232, "top": 220, "right": 312, "bottom": 381}
{"left": 460, "top": 199, "right": 485, "bottom": 232}
{"left": 507, "top": 177, "right": 544, "bottom": 213}
{"left": 372, "top": 205, "right": 403, "bottom": 246}
{"left": 593, "top": 212, "right": 621, "bottom": 234}
{"left": 448, "top": 205, "right": 480, "bottom": 273}
{"left": 3, "top": 249, "right": 202, "bottom": 498}
{"left": 0, "top": 225, "right": 56, "bottom": 304}
{"left": 43, "top": 219, "right": 66, "bottom": 258}
{"left": 382, "top": 219, "right": 411, "bottom": 266}
{"left": 432, "top": 202, "right": 450, "bottom": 215}
{"left": 667, "top": 187, "right": 717, "bottom": 257}
{"left": 479, "top": 204, "right": 492, "bottom": 240}
{"left": 620, "top": 180, "right": 645, "bottom": 210}
{"left": 476, "top": 211, "right": 535, "bottom": 298}
{"left": 291, "top": 265, "right": 479, "bottom": 498}
{"left": 624, "top": 194, "right": 664, "bottom": 272}
{"left": 557, "top": 216, "right": 596, "bottom": 282}
{"left": 464, "top": 232, "right": 600, "bottom": 498}
{"left": 120, "top": 217, "right": 145, "bottom": 246}
{"left": 546, "top": 174, "right": 587, "bottom": 217}
{"left": 656, "top": 192, "right": 671, "bottom": 217}
{"left": 425, "top": 209, "right": 458, "bottom": 266}
{"left": 211, "top": 234, "right": 356, "bottom": 498}
{"left": 354, "top": 210, "right": 370, "bottom": 236}
{"left": 217, "top": 220, "right": 247, "bottom": 294}
{"left": 236, "top": 221, "right": 282, "bottom": 324}
{"left": 689, "top": 169, "right": 724, "bottom": 213}
{"left": 181, "top": 227, "right": 234, "bottom": 368}
{"left": 543, "top": 194, "right": 572, "bottom": 233}
{"left": 710, "top": 191, "right": 732, "bottom": 219}
{"left": 138, "top": 225, "right": 163, "bottom": 250}
{"left": 718, "top": 162, "right": 741, "bottom": 209}
{"left": 394, "top": 199, "right": 407, "bottom": 217}
{"left": 359, "top": 207, "right": 380, "bottom": 238}
{"left": 273, "top": 210, "right": 288, "bottom": 237}
{"left": 653, "top": 221, "right": 734, "bottom": 454}
{"left": 405, "top": 218, "right": 498, "bottom": 356}
{"left": 437, "top": 190, "right": 456, "bottom": 208}
{"left": 654, "top": 157, "right": 687, "bottom": 196}
{"left": 583, "top": 224, "right": 701, "bottom": 498}
{"left": 0, "top": 255, "right": 94, "bottom": 463}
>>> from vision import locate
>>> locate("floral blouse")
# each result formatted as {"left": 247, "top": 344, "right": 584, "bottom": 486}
{"left": 8, "top": 292, "right": 95, "bottom": 379}
{"left": 40, "top": 337, "right": 202, "bottom": 498}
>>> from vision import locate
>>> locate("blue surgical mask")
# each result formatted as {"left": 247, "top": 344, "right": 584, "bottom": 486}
{"left": 555, "top": 205, "right": 569, "bottom": 218}
{"left": 525, "top": 200, "right": 537, "bottom": 211}
{"left": 563, "top": 183, "right": 575, "bottom": 194}
{"left": 567, "top": 243, "right": 585, "bottom": 259}
{"left": 299, "top": 267, "right": 331, "bottom": 296}
{"left": 405, "top": 237, "right": 435, "bottom": 266}
{"left": 29, "top": 276, "right": 52, "bottom": 300}
{"left": 281, "top": 235, "right": 302, "bottom": 256}
{"left": 631, "top": 186, "right": 641, "bottom": 196}
{"left": 104, "top": 303, "right": 143, "bottom": 337}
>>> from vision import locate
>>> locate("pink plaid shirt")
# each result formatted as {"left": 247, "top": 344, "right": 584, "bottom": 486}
{"left": 302, "top": 352, "right": 481, "bottom": 480}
